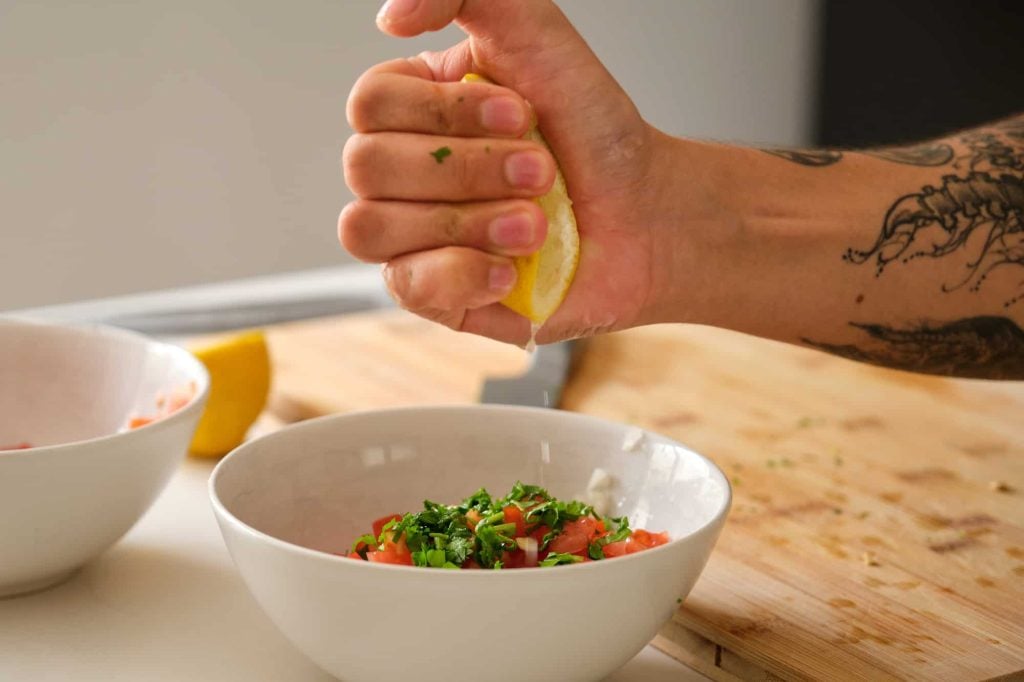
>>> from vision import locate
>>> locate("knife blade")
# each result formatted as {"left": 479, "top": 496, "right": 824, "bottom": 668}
{"left": 101, "top": 296, "right": 382, "bottom": 335}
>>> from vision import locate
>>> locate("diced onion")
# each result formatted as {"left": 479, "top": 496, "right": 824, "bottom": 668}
{"left": 516, "top": 537, "right": 539, "bottom": 567}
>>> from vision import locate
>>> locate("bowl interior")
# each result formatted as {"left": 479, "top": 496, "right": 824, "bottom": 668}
{"left": 0, "top": 319, "right": 205, "bottom": 448}
{"left": 213, "top": 407, "right": 730, "bottom": 558}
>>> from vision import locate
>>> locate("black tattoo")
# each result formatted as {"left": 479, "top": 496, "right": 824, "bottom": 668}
{"left": 845, "top": 118, "right": 1024, "bottom": 308}
{"left": 762, "top": 149, "right": 843, "bottom": 167}
{"left": 863, "top": 143, "right": 954, "bottom": 167}
{"left": 802, "top": 316, "right": 1024, "bottom": 380}
{"left": 763, "top": 142, "right": 956, "bottom": 168}
{"left": 954, "top": 132, "right": 1024, "bottom": 172}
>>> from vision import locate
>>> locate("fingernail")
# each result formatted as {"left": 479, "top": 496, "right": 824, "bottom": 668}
{"left": 503, "top": 150, "right": 550, "bottom": 190}
{"left": 489, "top": 212, "right": 534, "bottom": 249}
{"left": 377, "top": 0, "right": 419, "bottom": 24}
{"left": 480, "top": 97, "right": 526, "bottom": 134}
{"left": 489, "top": 263, "right": 517, "bottom": 293}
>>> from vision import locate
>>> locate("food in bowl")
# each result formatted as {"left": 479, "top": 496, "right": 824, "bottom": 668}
{"left": 5, "top": 381, "right": 197, "bottom": 448}
{"left": 125, "top": 383, "right": 196, "bottom": 430}
{"left": 211, "top": 406, "right": 730, "bottom": 682}
{"left": 346, "top": 481, "right": 669, "bottom": 568}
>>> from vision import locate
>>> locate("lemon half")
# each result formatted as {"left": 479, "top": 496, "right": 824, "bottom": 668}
{"left": 188, "top": 329, "right": 271, "bottom": 458}
{"left": 463, "top": 73, "right": 580, "bottom": 324}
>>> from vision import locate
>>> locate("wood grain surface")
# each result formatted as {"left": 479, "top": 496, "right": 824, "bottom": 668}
{"left": 258, "top": 311, "right": 1024, "bottom": 681}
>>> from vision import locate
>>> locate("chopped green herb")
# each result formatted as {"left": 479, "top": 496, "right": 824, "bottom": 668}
{"left": 430, "top": 146, "right": 452, "bottom": 164}
{"left": 676, "top": 597, "right": 683, "bottom": 604}
{"left": 766, "top": 459, "right": 777, "bottom": 468}
{"left": 539, "top": 552, "right": 585, "bottom": 567}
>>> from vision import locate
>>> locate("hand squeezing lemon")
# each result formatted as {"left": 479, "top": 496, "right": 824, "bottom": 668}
{"left": 462, "top": 74, "right": 580, "bottom": 326}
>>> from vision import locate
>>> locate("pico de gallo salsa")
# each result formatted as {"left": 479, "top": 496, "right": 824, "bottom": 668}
{"left": 344, "top": 482, "right": 669, "bottom": 569}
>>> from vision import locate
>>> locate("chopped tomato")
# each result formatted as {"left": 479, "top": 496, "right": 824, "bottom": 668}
{"left": 127, "top": 383, "right": 196, "bottom": 430}
{"left": 602, "top": 540, "right": 629, "bottom": 558}
{"left": 548, "top": 517, "right": 603, "bottom": 556}
{"left": 502, "top": 505, "right": 526, "bottom": 537}
{"left": 465, "top": 509, "right": 482, "bottom": 530}
{"left": 372, "top": 514, "right": 403, "bottom": 538}
{"left": 502, "top": 548, "right": 526, "bottom": 569}
{"left": 625, "top": 528, "right": 670, "bottom": 554}
{"left": 630, "top": 529, "right": 670, "bottom": 549}
{"left": 165, "top": 391, "right": 191, "bottom": 413}
{"left": 367, "top": 537, "right": 412, "bottom": 565}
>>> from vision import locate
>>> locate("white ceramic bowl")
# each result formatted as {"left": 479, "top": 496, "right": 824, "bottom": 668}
{"left": 211, "top": 406, "right": 730, "bottom": 682}
{"left": 0, "top": 318, "right": 209, "bottom": 597}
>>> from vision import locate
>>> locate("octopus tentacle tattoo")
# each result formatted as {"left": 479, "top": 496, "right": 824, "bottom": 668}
{"left": 844, "top": 120, "right": 1024, "bottom": 308}
{"left": 802, "top": 316, "right": 1024, "bottom": 380}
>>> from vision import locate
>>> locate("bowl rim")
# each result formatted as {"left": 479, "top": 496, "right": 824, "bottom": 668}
{"left": 209, "top": 404, "right": 732, "bottom": 578}
{"left": 0, "top": 315, "right": 210, "bottom": 457}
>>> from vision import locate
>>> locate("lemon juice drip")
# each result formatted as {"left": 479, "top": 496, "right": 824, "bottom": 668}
{"left": 525, "top": 321, "right": 542, "bottom": 354}
{"left": 538, "top": 439, "right": 551, "bottom": 487}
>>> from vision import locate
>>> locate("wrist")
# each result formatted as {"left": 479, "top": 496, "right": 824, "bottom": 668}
{"left": 637, "top": 134, "right": 747, "bottom": 328}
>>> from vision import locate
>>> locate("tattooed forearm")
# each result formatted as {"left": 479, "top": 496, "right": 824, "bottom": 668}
{"left": 802, "top": 316, "right": 1024, "bottom": 380}
{"left": 844, "top": 115, "right": 1024, "bottom": 309}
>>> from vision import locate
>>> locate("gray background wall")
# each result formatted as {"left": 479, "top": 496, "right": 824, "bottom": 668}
{"left": 0, "top": 0, "right": 818, "bottom": 310}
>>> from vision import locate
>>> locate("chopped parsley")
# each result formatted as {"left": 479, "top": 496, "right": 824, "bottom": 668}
{"left": 539, "top": 552, "right": 584, "bottom": 567}
{"left": 345, "top": 481, "right": 669, "bottom": 570}
{"left": 430, "top": 146, "right": 452, "bottom": 164}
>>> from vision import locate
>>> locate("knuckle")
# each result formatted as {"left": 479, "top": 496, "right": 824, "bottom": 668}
{"left": 346, "top": 73, "right": 379, "bottom": 131}
{"left": 385, "top": 260, "right": 433, "bottom": 310}
{"left": 337, "top": 202, "right": 379, "bottom": 261}
{"left": 452, "top": 149, "right": 478, "bottom": 195}
{"left": 417, "top": 307, "right": 466, "bottom": 332}
{"left": 437, "top": 205, "right": 462, "bottom": 244}
{"left": 341, "top": 135, "right": 377, "bottom": 197}
{"left": 423, "top": 82, "right": 454, "bottom": 134}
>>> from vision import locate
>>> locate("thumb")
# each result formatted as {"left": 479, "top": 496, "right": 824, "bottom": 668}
{"left": 376, "top": 0, "right": 644, "bottom": 187}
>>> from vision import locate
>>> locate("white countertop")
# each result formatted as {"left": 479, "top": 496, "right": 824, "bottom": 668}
{"left": 0, "top": 458, "right": 707, "bottom": 681}
{"left": 2, "top": 266, "right": 710, "bottom": 681}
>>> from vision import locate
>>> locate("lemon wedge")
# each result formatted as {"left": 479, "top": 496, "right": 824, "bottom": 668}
{"left": 463, "top": 73, "right": 580, "bottom": 324}
{"left": 188, "top": 329, "right": 271, "bottom": 458}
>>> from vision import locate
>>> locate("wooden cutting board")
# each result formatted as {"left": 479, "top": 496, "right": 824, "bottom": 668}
{"left": 259, "top": 310, "right": 1024, "bottom": 681}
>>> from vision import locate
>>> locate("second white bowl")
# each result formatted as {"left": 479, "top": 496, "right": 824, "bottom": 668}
{"left": 0, "top": 318, "right": 209, "bottom": 597}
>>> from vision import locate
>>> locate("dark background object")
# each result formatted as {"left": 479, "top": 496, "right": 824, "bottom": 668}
{"left": 817, "top": 0, "right": 1024, "bottom": 147}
